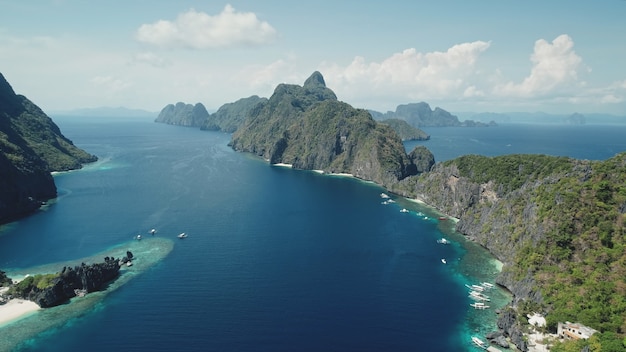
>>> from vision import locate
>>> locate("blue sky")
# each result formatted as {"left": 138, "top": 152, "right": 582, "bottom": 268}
{"left": 1, "top": 0, "right": 625, "bottom": 115}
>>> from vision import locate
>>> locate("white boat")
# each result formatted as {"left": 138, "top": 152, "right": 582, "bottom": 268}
{"left": 466, "top": 284, "right": 484, "bottom": 292}
{"left": 472, "top": 336, "right": 487, "bottom": 348}
{"left": 469, "top": 291, "right": 490, "bottom": 301}
{"left": 126, "top": 261, "right": 133, "bottom": 267}
{"left": 470, "top": 302, "right": 490, "bottom": 309}
{"left": 380, "top": 193, "right": 390, "bottom": 199}
{"left": 149, "top": 228, "right": 157, "bottom": 235}
{"left": 136, "top": 234, "right": 142, "bottom": 240}
{"left": 177, "top": 232, "right": 188, "bottom": 239}
{"left": 441, "top": 258, "right": 447, "bottom": 264}
{"left": 481, "top": 282, "right": 494, "bottom": 289}
{"left": 400, "top": 208, "right": 409, "bottom": 213}
{"left": 436, "top": 238, "right": 450, "bottom": 244}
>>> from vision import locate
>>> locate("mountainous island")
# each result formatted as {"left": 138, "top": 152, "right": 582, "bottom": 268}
{"left": 0, "top": 72, "right": 97, "bottom": 224}
{"left": 209, "top": 72, "right": 625, "bottom": 351}
{"left": 369, "top": 102, "right": 497, "bottom": 128}
{"left": 4, "top": 69, "right": 625, "bottom": 350}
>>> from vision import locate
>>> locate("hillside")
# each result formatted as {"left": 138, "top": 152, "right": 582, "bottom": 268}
{"left": 379, "top": 118, "right": 430, "bottom": 141}
{"left": 155, "top": 102, "right": 210, "bottom": 127}
{"left": 229, "top": 72, "right": 434, "bottom": 188}
{"left": 0, "top": 73, "right": 97, "bottom": 224}
{"left": 201, "top": 95, "right": 267, "bottom": 133}
{"left": 390, "top": 153, "right": 626, "bottom": 350}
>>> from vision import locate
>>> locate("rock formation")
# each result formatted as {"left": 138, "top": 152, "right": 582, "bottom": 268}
{"left": 201, "top": 95, "right": 267, "bottom": 133}
{"left": 0, "top": 72, "right": 97, "bottom": 224}
{"left": 229, "top": 72, "right": 434, "bottom": 188}
{"left": 12, "top": 255, "right": 127, "bottom": 308}
{"left": 369, "top": 102, "right": 494, "bottom": 127}
{"left": 155, "top": 102, "right": 210, "bottom": 127}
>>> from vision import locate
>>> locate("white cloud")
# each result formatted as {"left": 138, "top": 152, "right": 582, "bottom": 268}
{"left": 317, "top": 41, "right": 490, "bottom": 108}
{"left": 494, "top": 34, "right": 584, "bottom": 97}
{"left": 131, "top": 52, "right": 171, "bottom": 68}
{"left": 135, "top": 5, "right": 277, "bottom": 49}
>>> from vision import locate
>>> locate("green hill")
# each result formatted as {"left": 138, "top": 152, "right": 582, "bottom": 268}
{"left": 390, "top": 153, "right": 626, "bottom": 350}
{"left": 0, "top": 72, "right": 97, "bottom": 224}
{"left": 230, "top": 72, "right": 434, "bottom": 187}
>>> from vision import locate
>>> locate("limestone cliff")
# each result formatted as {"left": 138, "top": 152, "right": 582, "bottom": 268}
{"left": 155, "top": 102, "right": 210, "bottom": 127}
{"left": 201, "top": 95, "right": 267, "bottom": 133}
{"left": 391, "top": 153, "right": 626, "bottom": 349}
{"left": 0, "top": 72, "right": 97, "bottom": 224}
{"left": 229, "top": 72, "right": 434, "bottom": 187}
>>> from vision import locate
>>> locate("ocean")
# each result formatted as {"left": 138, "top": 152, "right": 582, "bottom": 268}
{"left": 1, "top": 120, "right": 625, "bottom": 351}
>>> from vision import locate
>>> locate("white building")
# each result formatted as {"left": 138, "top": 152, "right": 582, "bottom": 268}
{"left": 557, "top": 321, "right": 597, "bottom": 340}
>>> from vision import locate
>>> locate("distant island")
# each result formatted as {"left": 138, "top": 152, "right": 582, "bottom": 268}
{"left": 369, "top": 102, "right": 497, "bottom": 128}
{"left": 455, "top": 111, "right": 626, "bottom": 125}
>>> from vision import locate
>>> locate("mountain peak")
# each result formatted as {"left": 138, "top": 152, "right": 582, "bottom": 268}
{"left": 303, "top": 71, "right": 326, "bottom": 89}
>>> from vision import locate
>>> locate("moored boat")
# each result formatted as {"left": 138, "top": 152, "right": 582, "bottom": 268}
{"left": 177, "top": 232, "right": 188, "bottom": 239}
{"left": 472, "top": 336, "right": 487, "bottom": 348}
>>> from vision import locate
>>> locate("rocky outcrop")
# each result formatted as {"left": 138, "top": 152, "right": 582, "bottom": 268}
{"left": 201, "top": 95, "right": 267, "bottom": 133}
{"left": 0, "top": 72, "right": 98, "bottom": 224}
{"left": 229, "top": 72, "right": 432, "bottom": 188}
{"left": 19, "top": 255, "right": 126, "bottom": 308}
{"left": 494, "top": 308, "right": 528, "bottom": 351}
{"left": 155, "top": 102, "right": 210, "bottom": 127}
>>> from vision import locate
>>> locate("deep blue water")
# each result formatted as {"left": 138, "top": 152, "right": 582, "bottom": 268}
{"left": 2, "top": 120, "right": 625, "bottom": 351}
{"left": 406, "top": 123, "right": 626, "bottom": 162}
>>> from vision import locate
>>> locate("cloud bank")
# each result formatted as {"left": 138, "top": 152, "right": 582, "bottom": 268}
{"left": 135, "top": 5, "right": 277, "bottom": 49}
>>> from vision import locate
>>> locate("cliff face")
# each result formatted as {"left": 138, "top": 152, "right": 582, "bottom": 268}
{"left": 0, "top": 73, "right": 98, "bottom": 224}
{"left": 230, "top": 72, "right": 434, "bottom": 187}
{"left": 155, "top": 102, "right": 210, "bottom": 127}
{"left": 392, "top": 153, "right": 626, "bottom": 348}
{"left": 201, "top": 95, "right": 267, "bottom": 133}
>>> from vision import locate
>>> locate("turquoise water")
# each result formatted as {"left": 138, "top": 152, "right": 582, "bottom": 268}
{"left": 2, "top": 119, "right": 624, "bottom": 351}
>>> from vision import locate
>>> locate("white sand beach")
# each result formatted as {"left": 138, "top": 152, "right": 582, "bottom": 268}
{"left": 0, "top": 298, "right": 40, "bottom": 326}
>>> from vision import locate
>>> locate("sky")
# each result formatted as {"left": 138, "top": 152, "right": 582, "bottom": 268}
{"left": 1, "top": 0, "right": 625, "bottom": 115}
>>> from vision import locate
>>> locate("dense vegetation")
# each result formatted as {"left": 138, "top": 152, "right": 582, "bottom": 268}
{"left": 379, "top": 118, "right": 430, "bottom": 141}
{"left": 201, "top": 95, "right": 267, "bottom": 133}
{"left": 229, "top": 72, "right": 433, "bottom": 187}
{"left": 397, "top": 152, "right": 626, "bottom": 350}
{"left": 7, "top": 273, "right": 59, "bottom": 297}
{"left": 0, "top": 72, "right": 97, "bottom": 224}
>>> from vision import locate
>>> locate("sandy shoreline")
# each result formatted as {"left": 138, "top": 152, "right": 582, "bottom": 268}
{"left": 0, "top": 298, "right": 40, "bottom": 326}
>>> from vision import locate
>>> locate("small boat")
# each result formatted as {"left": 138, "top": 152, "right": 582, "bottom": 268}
{"left": 149, "top": 228, "right": 157, "bottom": 235}
{"left": 136, "top": 234, "right": 142, "bottom": 240}
{"left": 470, "top": 302, "right": 490, "bottom": 309}
{"left": 380, "top": 193, "right": 390, "bottom": 199}
{"left": 472, "top": 336, "right": 487, "bottom": 348}
{"left": 469, "top": 291, "right": 490, "bottom": 301}
{"left": 400, "top": 208, "right": 409, "bottom": 213}
{"left": 438, "top": 216, "right": 447, "bottom": 220}
{"left": 481, "top": 282, "right": 494, "bottom": 289}
{"left": 441, "top": 258, "right": 447, "bottom": 264}
{"left": 126, "top": 261, "right": 133, "bottom": 267}
{"left": 177, "top": 232, "right": 188, "bottom": 239}
{"left": 466, "top": 284, "right": 484, "bottom": 292}
{"left": 436, "top": 238, "right": 450, "bottom": 244}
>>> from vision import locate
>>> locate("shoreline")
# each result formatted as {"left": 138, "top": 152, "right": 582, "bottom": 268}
{"left": 0, "top": 298, "right": 40, "bottom": 327}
